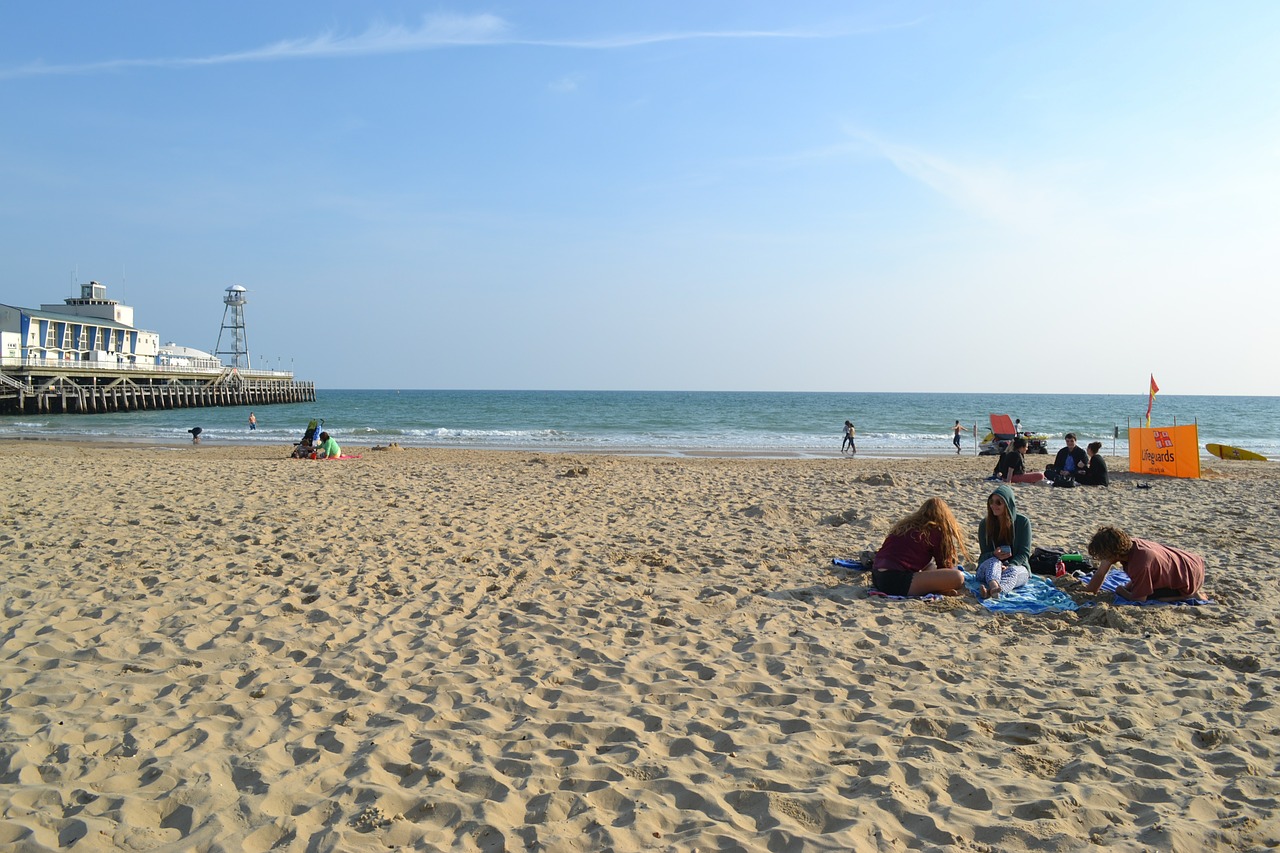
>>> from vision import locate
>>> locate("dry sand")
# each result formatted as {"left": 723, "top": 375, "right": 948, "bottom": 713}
{"left": 0, "top": 441, "right": 1277, "bottom": 851}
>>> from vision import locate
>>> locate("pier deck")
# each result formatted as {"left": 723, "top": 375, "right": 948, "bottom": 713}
{"left": 0, "top": 361, "right": 314, "bottom": 415}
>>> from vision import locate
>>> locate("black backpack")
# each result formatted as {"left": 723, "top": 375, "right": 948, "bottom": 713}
{"left": 1029, "top": 547, "right": 1067, "bottom": 575}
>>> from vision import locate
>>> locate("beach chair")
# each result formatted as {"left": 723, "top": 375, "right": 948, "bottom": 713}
{"left": 291, "top": 418, "right": 323, "bottom": 458}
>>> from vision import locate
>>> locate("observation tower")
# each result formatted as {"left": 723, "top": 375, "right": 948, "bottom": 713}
{"left": 213, "top": 285, "right": 251, "bottom": 369}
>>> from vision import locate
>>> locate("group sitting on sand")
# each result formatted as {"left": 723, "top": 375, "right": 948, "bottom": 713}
{"left": 869, "top": 490, "right": 1204, "bottom": 602}
{"left": 994, "top": 433, "right": 1109, "bottom": 486}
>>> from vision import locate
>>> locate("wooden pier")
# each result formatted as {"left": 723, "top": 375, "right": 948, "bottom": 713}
{"left": 0, "top": 362, "right": 314, "bottom": 415}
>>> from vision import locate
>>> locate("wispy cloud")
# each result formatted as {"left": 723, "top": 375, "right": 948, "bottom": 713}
{"left": 548, "top": 74, "right": 583, "bottom": 95}
{"left": 1, "top": 14, "right": 892, "bottom": 80}
{"left": 847, "top": 128, "right": 1065, "bottom": 232}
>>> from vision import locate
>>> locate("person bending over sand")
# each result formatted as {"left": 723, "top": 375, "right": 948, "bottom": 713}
{"left": 871, "top": 497, "right": 970, "bottom": 597}
{"left": 975, "top": 484, "right": 1032, "bottom": 600}
{"left": 1083, "top": 526, "right": 1205, "bottom": 602}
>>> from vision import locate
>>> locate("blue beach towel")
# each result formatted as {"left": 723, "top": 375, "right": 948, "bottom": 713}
{"left": 866, "top": 589, "right": 947, "bottom": 602}
{"left": 1084, "top": 568, "right": 1213, "bottom": 606}
{"left": 964, "top": 572, "right": 1082, "bottom": 613}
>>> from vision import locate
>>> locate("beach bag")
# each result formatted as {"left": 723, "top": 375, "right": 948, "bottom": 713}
{"left": 1029, "top": 547, "right": 1067, "bottom": 575}
{"left": 1052, "top": 472, "right": 1076, "bottom": 488}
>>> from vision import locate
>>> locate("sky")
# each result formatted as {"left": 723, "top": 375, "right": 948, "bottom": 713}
{"left": 2, "top": 2, "right": 1277, "bottom": 395}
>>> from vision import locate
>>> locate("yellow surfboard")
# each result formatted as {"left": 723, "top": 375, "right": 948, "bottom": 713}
{"left": 1206, "top": 443, "right": 1268, "bottom": 461}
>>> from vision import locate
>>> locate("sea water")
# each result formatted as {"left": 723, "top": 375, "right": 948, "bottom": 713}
{"left": 2, "top": 390, "right": 1277, "bottom": 459}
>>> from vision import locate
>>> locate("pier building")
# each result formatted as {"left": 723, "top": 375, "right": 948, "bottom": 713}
{"left": 0, "top": 281, "right": 314, "bottom": 415}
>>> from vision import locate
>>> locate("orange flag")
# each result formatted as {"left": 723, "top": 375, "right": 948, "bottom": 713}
{"left": 1145, "top": 374, "right": 1159, "bottom": 428}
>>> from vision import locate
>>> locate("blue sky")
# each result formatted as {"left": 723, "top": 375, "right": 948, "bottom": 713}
{"left": 2, "top": 2, "right": 1277, "bottom": 394}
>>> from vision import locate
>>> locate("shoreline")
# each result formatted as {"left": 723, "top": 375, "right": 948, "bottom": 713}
{"left": 0, "top": 434, "right": 991, "bottom": 460}
{"left": 1, "top": 442, "right": 1275, "bottom": 850}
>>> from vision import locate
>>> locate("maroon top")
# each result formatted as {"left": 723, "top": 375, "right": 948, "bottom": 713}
{"left": 1124, "top": 538, "right": 1205, "bottom": 598}
{"left": 873, "top": 526, "right": 947, "bottom": 573}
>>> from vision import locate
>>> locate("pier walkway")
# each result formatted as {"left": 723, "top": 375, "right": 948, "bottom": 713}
{"left": 0, "top": 360, "right": 314, "bottom": 415}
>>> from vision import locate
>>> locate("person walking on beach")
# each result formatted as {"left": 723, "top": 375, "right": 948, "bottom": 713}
{"left": 841, "top": 421, "right": 857, "bottom": 455}
{"left": 975, "top": 484, "right": 1032, "bottom": 600}
{"left": 248, "top": 412, "right": 257, "bottom": 431}
{"left": 870, "top": 497, "right": 970, "bottom": 597}
{"left": 952, "top": 420, "right": 968, "bottom": 454}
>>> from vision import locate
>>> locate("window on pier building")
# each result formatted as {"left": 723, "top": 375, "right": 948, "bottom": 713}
{"left": 43, "top": 321, "right": 55, "bottom": 349}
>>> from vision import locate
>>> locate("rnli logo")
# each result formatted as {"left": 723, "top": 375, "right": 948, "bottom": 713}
{"left": 1154, "top": 431, "right": 1173, "bottom": 448}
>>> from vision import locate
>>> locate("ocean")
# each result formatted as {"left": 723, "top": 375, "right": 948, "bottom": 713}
{"left": 2, "top": 390, "right": 1277, "bottom": 460}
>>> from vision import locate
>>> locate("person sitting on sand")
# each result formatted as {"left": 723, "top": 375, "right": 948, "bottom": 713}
{"left": 1045, "top": 433, "right": 1088, "bottom": 480}
{"left": 1082, "top": 526, "right": 1205, "bottom": 602}
{"left": 975, "top": 484, "right": 1032, "bottom": 599}
{"left": 1075, "top": 441, "right": 1109, "bottom": 486}
{"left": 870, "top": 497, "right": 970, "bottom": 597}
{"left": 993, "top": 437, "right": 1045, "bottom": 484}
{"left": 314, "top": 431, "right": 341, "bottom": 459}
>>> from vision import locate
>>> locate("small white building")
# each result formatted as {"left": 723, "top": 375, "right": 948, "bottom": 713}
{"left": 157, "top": 342, "right": 221, "bottom": 370}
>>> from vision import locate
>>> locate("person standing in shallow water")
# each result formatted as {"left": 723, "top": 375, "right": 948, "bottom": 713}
{"left": 248, "top": 412, "right": 257, "bottom": 431}
{"left": 953, "top": 420, "right": 968, "bottom": 454}
{"left": 841, "top": 421, "right": 856, "bottom": 455}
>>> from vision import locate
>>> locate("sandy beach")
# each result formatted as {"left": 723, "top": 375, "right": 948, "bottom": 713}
{"left": 1, "top": 440, "right": 1277, "bottom": 851}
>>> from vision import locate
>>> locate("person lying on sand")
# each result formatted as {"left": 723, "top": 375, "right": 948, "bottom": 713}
{"left": 870, "top": 497, "right": 970, "bottom": 597}
{"left": 1083, "top": 526, "right": 1205, "bottom": 602}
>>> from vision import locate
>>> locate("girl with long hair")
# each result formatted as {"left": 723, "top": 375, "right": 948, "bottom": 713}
{"left": 975, "top": 484, "right": 1033, "bottom": 599}
{"left": 870, "top": 497, "right": 970, "bottom": 596}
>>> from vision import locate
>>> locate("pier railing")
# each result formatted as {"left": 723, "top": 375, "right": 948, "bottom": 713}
{"left": 0, "top": 356, "right": 292, "bottom": 380}
{"left": 0, "top": 372, "right": 32, "bottom": 393}
{"left": 0, "top": 358, "right": 315, "bottom": 415}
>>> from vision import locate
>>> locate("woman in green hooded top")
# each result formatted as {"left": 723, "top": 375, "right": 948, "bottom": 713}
{"left": 975, "top": 484, "right": 1032, "bottom": 599}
